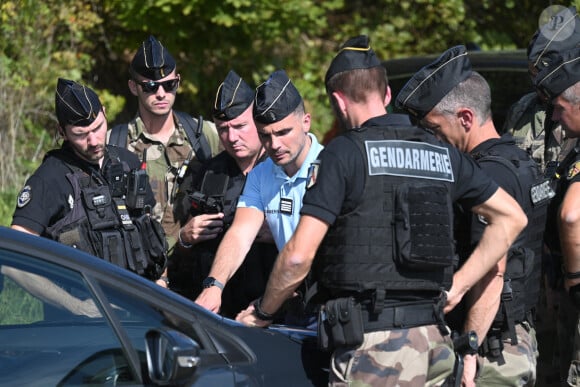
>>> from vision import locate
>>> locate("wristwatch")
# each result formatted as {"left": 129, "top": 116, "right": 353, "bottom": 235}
{"left": 252, "top": 297, "right": 275, "bottom": 321}
{"left": 202, "top": 276, "right": 224, "bottom": 290}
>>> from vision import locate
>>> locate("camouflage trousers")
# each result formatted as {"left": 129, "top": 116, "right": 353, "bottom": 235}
{"left": 476, "top": 322, "right": 538, "bottom": 386}
{"left": 329, "top": 324, "right": 454, "bottom": 386}
{"left": 567, "top": 311, "right": 580, "bottom": 387}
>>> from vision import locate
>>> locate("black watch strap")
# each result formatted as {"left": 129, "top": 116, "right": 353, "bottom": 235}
{"left": 253, "top": 297, "right": 275, "bottom": 321}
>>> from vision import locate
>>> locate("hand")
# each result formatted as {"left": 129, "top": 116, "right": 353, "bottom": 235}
{"left": 236, "top": 303, "right": 271, "bottom": 328}
{"left": 444, "top": 286, "right": 465, "bottom": 314}
{"left": 195, "top": 286, "right": 222, "bottom": 313}
{"left": 180, "top": 213, "right": 225, "bottom": 246}
{"left": 461, "top": 354, "right": 478, "bottom": 387}
{"left": 155, "top": 278, "right": 168, "bottom": 288}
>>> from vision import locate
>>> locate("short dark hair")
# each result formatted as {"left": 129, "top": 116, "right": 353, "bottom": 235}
{"left": 326, "top": 66, "right": 388, "bottom": 104}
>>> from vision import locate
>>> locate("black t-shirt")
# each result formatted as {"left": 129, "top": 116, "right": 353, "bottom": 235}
{"left": 301, "top": 114, "right": 498, "bottom": 225}
{"left": 12, "top": 143, "right": 155, "bottom": 235}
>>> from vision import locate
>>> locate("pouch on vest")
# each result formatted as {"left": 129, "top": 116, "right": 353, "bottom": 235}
{"left": 394, "top": 183, "right": 455, "bottom": 270}
{"left": 99, "top": 230, "right": 128, "bottom": 269}
{"left": 55, "top": 221, "right": 99, "bottom": 257}
{"left": 317, "top": 297, "right": 363, "bottom": 352}
{"left": 120, "top": 226, "right": 148, "bottom": 276}
{"left": 81, "top": 187, "right": 120, "bottom": 230}
{"left": 133, "top": 214, "right": 168, "bottom": 279}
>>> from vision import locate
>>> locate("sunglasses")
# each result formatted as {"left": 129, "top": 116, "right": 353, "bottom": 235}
{"left": 135, "top": 77, "right": 180, "bottom": 93}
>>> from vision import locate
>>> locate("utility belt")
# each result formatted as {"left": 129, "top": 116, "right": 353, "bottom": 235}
{"left": 317, "top": 292, "right": 446, "bottom": 352}
{"left": 361, "top": 300, "right": 441, "bottom": 332}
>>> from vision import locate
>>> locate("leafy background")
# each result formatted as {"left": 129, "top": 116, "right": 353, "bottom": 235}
{"left": 0, "top": 0, "right": 577, "bottom": 225}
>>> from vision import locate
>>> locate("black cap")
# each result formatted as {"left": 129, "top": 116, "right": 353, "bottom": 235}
{"left": 395, "top": 45, "right": 472, "bottom": 119}
{"left": 55, "top": 78, "right": 102, "bottom": 128}
{"left": 130, "top": 35, "right": 176, "bottom": 80}
{"left": 253, "top": 70, "right": 302, "bottom": 124}
{"left": 528, "top": 6, "right": 580, "bottom": 71}
{"left": 212, "top": 70, "right": 254, "bottom": 121}
{"left": 535, "top": 47, "right": 580, "bottom": 100}
{"left": 325, "top": 35, "right": 382, "bottom": 84}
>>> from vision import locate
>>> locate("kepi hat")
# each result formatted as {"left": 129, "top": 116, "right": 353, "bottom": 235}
{"left": 253, "top": 70, "right": 302, "bottom": 124}
{"left": 325, "top": 35, "right": 382, "bottom": 85}
{"left": 55, "top": 78, "right": 102, "bottom": 128}
{"left": 395, "top": 45, "right": 472, "bottom": 119}
{"left": 535, "top": 47, "right": 580, "bottom": 100}
{"left": 528, "top": 6, "right": 580, "bottom": 72}
{"left": 130, "top": 35, "right": 176, "bottom": 80}
{"left": 213, "top": 70, "right": 254, "bottom": 121}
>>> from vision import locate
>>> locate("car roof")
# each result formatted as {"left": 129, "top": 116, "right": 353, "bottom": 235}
{"left": 383, "top": 49, "right": 532, "bottom": 129}
{"left": 383, "top": 49, "right": 529, "bottom": 79}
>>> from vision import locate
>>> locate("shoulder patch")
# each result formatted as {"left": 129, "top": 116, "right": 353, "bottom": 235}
{"left": 567, "top": 161, "right": 580, "bottom": 180}
{"left": 17, "top": 185, "right": 32, "bottom": 208}
{"left": 306, "top": 160, "right": 320, "bottom": 189}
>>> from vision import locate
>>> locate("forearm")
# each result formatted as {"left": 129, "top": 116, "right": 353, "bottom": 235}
{"left": 559, "top": 212, "right": 580, "bottom": 287}
{"left": 463, "top": 267, "right": 504, "bottom": 345}
{"left": 559, "top": 182, "right": 580, "bottom": 288}
{"left": 209, "top": 227, "right": 255, "bottom": 284}
{"left": 260, "top": 215, "right": 327, "bottom": 315}
{"left": 453, "top": 192, "right": 526, "bottom": 299}
{"left": 260, "top": 239, "right": 313, "bottom": 314}
{"left": 2, "top": 266, "right": 92, "bottom": 314}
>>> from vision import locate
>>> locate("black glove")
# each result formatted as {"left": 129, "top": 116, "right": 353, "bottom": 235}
{"left": 569, "top": 283, "right": 580, "bottom": 310}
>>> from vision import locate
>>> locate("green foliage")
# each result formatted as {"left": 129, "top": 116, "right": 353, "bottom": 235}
{"left": 2, "top": 0, "right": 571, "bottom": 198}
{"left": 0, "top": 277, "right": 43, "bottom": 325}
{"left": 0, "top": 190, "right": 17, "bottom": 227}
{"left": 0, "top": 0, "right": 108, "bottom": 196}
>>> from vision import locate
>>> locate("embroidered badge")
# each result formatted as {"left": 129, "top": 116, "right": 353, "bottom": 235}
{"left": 567, "top": 161, "right": 580, "bottom": 180}
{"left": 17, "top": 186, "right": 32, "bottom": 208}
{"left": 306, "top": 160, "right": 320, "bottom": 189}
{"left": 280, "top": 198, "right": 293, "bottom": 215}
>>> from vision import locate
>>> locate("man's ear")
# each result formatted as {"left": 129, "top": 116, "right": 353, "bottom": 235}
{"left": 384, "top": 86, "right": 392, "bottom": 107}
{"left": 331, "top": 91, "right": 347, "bottom": 116}
{"left": 57, "top": 124, "right": 66, "bottom": 140}
{"left": 128, "top": 79, "right": 139, "bottom": 96}
{"left": 457, "top": 108, "right": 475, "bottom": 131}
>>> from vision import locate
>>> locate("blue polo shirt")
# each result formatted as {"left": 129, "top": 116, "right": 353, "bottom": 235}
{"left": 238, "top": 133, "right": 324, "bottom": 250}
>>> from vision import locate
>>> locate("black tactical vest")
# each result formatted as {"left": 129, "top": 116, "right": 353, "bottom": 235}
{"left": 472, "top": 145, "right": 549, "bottom": 337}
{"left": 314, "top": 125, "right": 456, "bottom": 299}
{"left": 45, "top": 149, "right": 167, "bottom": 280}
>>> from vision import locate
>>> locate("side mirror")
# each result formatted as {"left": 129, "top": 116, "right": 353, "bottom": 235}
{"left": 145, "top": 328, "right": 201, "bottom": 385}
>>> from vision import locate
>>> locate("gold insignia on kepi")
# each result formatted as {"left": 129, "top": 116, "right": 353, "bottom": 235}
{"left": 568, "top": 161, "right": 580, "bottom": 179}
{"left": 17, "top": 185, "right": 32, "bottom": 208}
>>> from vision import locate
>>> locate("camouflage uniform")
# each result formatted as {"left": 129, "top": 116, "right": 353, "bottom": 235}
{"left": 329, "top": 325, "right": 455, "bottom": 386}
{"left": 504, "top": 92, "right": 578, "bottom": 387}
{"left": 475, "top": 322, "right": 538, "bottom": 386}
{"left": 503, "top": 92, "right": 575, "bottom": 173}
{"left": 108, "top": 114, "right": 220, "bottom": 249}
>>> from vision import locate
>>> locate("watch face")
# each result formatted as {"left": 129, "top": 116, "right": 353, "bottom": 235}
{"left": 202, "top": 277, "right": 215, "bottom": 288}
